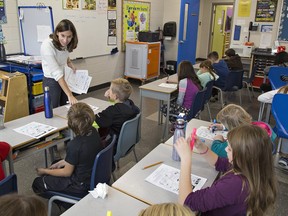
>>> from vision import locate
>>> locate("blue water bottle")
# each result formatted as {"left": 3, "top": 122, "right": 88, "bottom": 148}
{"left": 172, "top": 118, "right": 186, "bottom": 161}
{"left": 44, "top": 86, "right": 53, "bottom": 118}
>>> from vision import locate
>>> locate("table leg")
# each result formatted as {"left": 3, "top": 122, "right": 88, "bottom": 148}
{"left": 139, "top": 90, "right": 143, "bottom": 138}
{"left": 265, "top": 104, "right": 271, "bottom": 123}
{"left": 162, "top": 99, "right": 170, "bottom": 141}
{"left": 258, "top": 102, "right": 265, "bottom": 121}
{"left": 8, "top": 150, "right": 14, "bottom": 174}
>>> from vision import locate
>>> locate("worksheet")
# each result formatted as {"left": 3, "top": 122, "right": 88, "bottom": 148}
{"left": 145, "top": 164, "right": 207, "bottom": 194}
{"left": 14, "top": 122, "right": 57, "bottom": 139}
{"left": 196, "top": 126, "right": 228, "bottom": 141}
{"left": 158, "top": 83, "right": 177, "bottom": 89}
{"left": 65, "top": 67, "right": 92, "bottom": 94}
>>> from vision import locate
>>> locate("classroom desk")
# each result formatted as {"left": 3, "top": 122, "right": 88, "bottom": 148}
{"left": 54, "top": 97, "right": 112, "bottom": 119}
{"left": 139, "top": 74, "right": 178, "bottom": 141}
{"left": 112, "top": 143, "right": 218, "bottom": 205}
{"left": 61, "top": 186, "right": 149, "bottom": 216}
{"left": 165, "top": 119, "right": 212, "bottom": 146}
{"left": 0, "top": 112, "right": 69, "bottom": 173}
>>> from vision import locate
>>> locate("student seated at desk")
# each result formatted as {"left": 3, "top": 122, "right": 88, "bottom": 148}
{"left": 175, "top": 125, "right": 277, "bottom": 216}
{"left": 161, "top": 61, "right": 202, "bottom": 125}
{"left": 0, "top": 141, "right": 11, "bottom": 181}
{"left": 32, "top": 102, "right": 103, "bottom": 197}
{"left": 209, "top": 104, "right": 276, "bottom": 158}
{"left": 0, "top": 194, "right": 47, "bottom": 216}
{"left": 196, "top": 60, "right": 218, "bottom": 88}
{"left": 224, "top": 48, "right": 243, "bottom": 71}
{"left": 94, "top": 78, "right": 139, "bottom": 145}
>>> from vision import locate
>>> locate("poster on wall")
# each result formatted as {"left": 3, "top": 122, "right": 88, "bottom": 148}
{"left": 0, "top": 0, "right": 7, "bottom": 24}
{"left": 122, "top": 0, "right": 150, "bottom": 51}
{"left": 255, "top": 0, "right": 278, "bottom": 22}
{"left": 278, "top": 0, "right": 288, "bottom": 41}
{"left": 238, "top": 0, "right": 251, "bottom": 17}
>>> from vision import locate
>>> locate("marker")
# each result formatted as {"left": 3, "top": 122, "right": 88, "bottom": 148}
{"left": 190, "top": 128, "right": 197, "bottom": 150}
{"left": 211, "top": 119, "right": 217, "bottom": 133}
{"left": 142, "top": 161, "right": 163, "bottom": 170}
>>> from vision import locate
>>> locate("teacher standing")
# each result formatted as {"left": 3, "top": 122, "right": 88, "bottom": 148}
{"left": 41, "top": 19, "right": 78, "bottom": 107}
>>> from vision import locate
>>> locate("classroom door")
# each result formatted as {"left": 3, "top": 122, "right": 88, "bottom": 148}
{"left": 177, "top": 0, "right": 200, "bottom": 65}
{"left": 210, "top": 4, "right": 233, "bottom": 58}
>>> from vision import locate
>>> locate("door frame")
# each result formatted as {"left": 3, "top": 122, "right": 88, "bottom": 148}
{"left": 208, "top": 2, "right": 234, "bottom": 55}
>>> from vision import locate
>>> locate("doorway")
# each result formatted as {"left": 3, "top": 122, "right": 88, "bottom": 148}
{"left": 209, "top": 4, "right": 233, "bottom": 58}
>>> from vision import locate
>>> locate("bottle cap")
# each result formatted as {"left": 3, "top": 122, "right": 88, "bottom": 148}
{"left": 176, "top": 118, "right": 185, "bottom": 126}
{"left": 45, "top": 86, "right": 49, "bottom": 91}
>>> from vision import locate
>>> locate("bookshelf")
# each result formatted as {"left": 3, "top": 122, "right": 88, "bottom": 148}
{"left": 0, "top": 71, "right": 29, "bottom": 122}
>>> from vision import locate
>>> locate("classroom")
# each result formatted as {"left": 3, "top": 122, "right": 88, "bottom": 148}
{"left": 0, "top": 0, "right": 288, "bottom": 215}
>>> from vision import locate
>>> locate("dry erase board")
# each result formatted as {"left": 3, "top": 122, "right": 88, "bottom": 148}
{"left": 18, "top": 0, "right": 111, "bottom": 59}
{"left": 278, "top": 0, "right": 288, "bottom": 41}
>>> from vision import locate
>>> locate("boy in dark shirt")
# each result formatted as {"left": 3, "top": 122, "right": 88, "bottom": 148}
{"left": 94, "top": 78, "right": 139, "bottom": 143}
{"left": 224, "top": 48, "right": 243, "bottom": 70}
{"left": 32, "top": 102, "right": 103, "bottom": 197}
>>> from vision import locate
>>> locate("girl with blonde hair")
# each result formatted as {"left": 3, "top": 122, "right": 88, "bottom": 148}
{"left": 139, "top": 203, "right": 195, "bottom": 216}
{"left": 175, "top": 125, "right": 277, "bottom": 215}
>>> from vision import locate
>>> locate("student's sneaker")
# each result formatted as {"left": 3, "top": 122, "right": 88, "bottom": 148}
{"left": 278, "top": 157, "right": 288, "bottom": 170}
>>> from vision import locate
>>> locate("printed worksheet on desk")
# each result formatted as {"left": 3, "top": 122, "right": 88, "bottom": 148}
{"left": 145, "top": 164, "right": 207, "bottom": 194}
{"left": 196, "top": 126, "right": 228, "bottom": 141}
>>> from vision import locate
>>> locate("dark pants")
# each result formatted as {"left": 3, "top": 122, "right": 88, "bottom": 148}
{"left": 43, "top": 77, "right": 68, "bottom": 108}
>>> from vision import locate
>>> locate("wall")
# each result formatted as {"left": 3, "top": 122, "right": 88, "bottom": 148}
{"left": 231, "top": 0, "right": 283, "bottom": 48}
{"left": 3, "top": 0, "right": 164, "bottom": 87}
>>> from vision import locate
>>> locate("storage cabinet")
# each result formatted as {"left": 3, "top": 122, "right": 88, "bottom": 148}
{"left": 0, "top": 61, "right": 44, "bottom": 114}
{"left": 250, "top": 52, "right": 275, "bottom": 88}
{"left": 0, "top": 71, "right": 29, "bottom": 122}
{"left": 125, "top": 41, "right": 161, "bottom": 83}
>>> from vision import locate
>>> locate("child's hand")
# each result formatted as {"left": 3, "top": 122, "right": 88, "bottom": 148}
{"left": 36, "top": 168, "right": 46, "bottom": 176}
{"left": 208, "top": 123, "right": 223, "bottom": 131}
{"left": 175, "top": 137, "right": 192, "bottom": 161}
{"left": 214, "top": 135, "right": 225, "bottom": 142}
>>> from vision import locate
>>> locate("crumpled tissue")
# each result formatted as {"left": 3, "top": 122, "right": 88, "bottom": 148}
{"left": 89, "top": 183, "right": 108, "bottom": 199}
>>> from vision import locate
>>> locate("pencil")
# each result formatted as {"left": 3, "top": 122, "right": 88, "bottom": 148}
{"left": 142, "top": 161, "right": 164, "bottom": 170}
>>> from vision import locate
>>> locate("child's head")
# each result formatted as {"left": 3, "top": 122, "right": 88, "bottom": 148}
{"left": 226, "top": 125, "right": 277, "bottom": 215}
{"left": 277, "top": 85, "right": 288, "bottom": 94}
{"left": 225, "top": 48, "right": 236, "bottom": 58}
{"left": 216, "top": 104, "right": 252, "bottom": 130}
{"left": 0, "top": 194, "right": 47, "bottom": 216}
{"left": 67, "top": 102, "right": 94, "bottom": 136}
{"left": 138, "top": 203, "right": 195, "bottom": 216}
{"left": 178, "top": 61, "right": 202, "bottom": 89}
{"left": 199, "top": 60, "right": 216, "bottom": 80}
{"left": 207, "top": 51, "right": 219, "bottom": 63}
{"left": 109, "top": 78, "right": 132, "bottom": 102}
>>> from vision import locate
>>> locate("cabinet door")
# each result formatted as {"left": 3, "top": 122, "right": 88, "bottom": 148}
{"left": 147, "top": 43, "right": 160, "bottom": 79}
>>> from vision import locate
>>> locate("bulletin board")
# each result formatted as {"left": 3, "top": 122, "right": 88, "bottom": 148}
{"left": 122, "top": 0, "right": 150, "bottom": 51}
{"left": 18, "top": 0, "right": 114, "bottom": 59}
{"left": 278, "top": 0, "right": 288, "bottom": 41}
{"left": 255, "top": 0, "right": 278, "bottom": 22}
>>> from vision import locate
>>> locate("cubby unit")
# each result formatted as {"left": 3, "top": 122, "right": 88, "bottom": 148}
{"left": 0, "top": 71, "right": 29, "bottom": 122}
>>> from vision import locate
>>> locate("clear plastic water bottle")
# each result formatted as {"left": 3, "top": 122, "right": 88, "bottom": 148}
{"left": 172, "top": 118, "right": 186, "bottom": 161}
{"left": 44, "top": 86, "right": 53, "bottom": 118}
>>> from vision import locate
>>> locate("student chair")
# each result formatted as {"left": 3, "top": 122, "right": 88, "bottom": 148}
{"left": 47, "top": 135, "right": 116, "bottom": 216}
{"left": 268, "top": 66, "right": 288, "bottom": 89}
{"left": 203, "top": 80, "right": 214, "bottom": 122}
{"left": 0, "top": 173, "right": 18, "bottom": 196}
{"left": 271, "top": 94, "right": 288, "bottom": 153}
{"left": 243, "top": 66, "right": 256, "bottom": 101}
{"left": 213, "top": 70, "right": 244, "bottom": 108}
{"left": 186, "top": 87, "right": 207, "bottom": 121}
{"left": 114, "top": 113, "right": 141, "bottom": 169}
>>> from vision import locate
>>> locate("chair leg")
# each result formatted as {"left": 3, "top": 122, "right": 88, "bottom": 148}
{"left": 243, "top": 81, "right": 251, "bottom": 101}
{"left": 277, "top": 138, "right": 283, "bottom": 153}
{"left": 239, "top": 90, "right": 242, "bottom": 106}
{"left": 133, "top": 148, "right": 138, "bottom": 162}
{"left": 265, "top": 103, "right": 272, "bottom": 123}
{"left": 48, "top": 196, "right": 78, "bottom": 216}
{"left": 112, "top": 173, "right": 117, "bottom": 182}
{"left": 250, "top": 84, "right": 255, "bottom": 97}
{"left": 206, "top": 103, "right": 212, "bottom": 122}
{"left": 219, "top": 90, "right": 224, "bottom": 108}
{"left": 258, "top": 102, "right": 265, "bottom": 121}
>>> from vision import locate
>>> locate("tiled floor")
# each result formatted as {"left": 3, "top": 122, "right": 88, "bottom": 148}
{"left": 8, "top": 77, "right": 288, "bottom": 215}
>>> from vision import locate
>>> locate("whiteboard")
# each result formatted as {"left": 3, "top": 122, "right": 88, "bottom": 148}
{"left": 17, "top": 0, "right": 111, "bottom": 59}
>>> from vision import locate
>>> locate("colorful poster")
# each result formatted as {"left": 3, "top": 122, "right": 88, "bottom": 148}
{"left": 122, "top": 1, "right": 150, "bottom": 51}
{"left": 255, "top": 0, "right": 278, "bottom": 22}
{"left": 238, "top": 0, "right": 251, "bottom": 17}
{"left": 0, "top": 0, "right": 7, "bottom": 24}
{"left": 82, "top": 0, "right": 96, "bottom": 10}
{"left": 63, "top": 0, "right": 80, "bottom": 10}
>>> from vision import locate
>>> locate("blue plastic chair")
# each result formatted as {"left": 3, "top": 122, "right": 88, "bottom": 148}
{"left": 203, "top": 80, "right": 214, "bottom": 121}
{"left": 243, "top": 66, "right": 256, "bottom": 101}
{"left": 47, "top": 135, "right": 116, "bottom": 216}
{"left": 213, "top": 70, "right": 244, "bottom": 107}
{"left": 268, "top": 66, "right": 288, "bottom": 89}
{"left": 114, "top": 113, "right": 141, "bottom": 169}
{"left": 0, "top": 173, "right": 18, "bottom": 196}
{"left": 271, "top": 94, "right": 288, "bottom": 153}
{"left": 186, "top": 87, "right": 207, "bottom": 121}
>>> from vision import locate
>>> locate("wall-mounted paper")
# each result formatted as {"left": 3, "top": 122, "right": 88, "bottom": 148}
{"left": 259, "top": 33, "right": 272, "bottom": 48}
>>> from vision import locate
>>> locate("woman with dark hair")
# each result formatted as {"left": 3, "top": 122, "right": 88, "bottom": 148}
{"left": 41, "top": 19, "right": 78, "bottom": 107}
